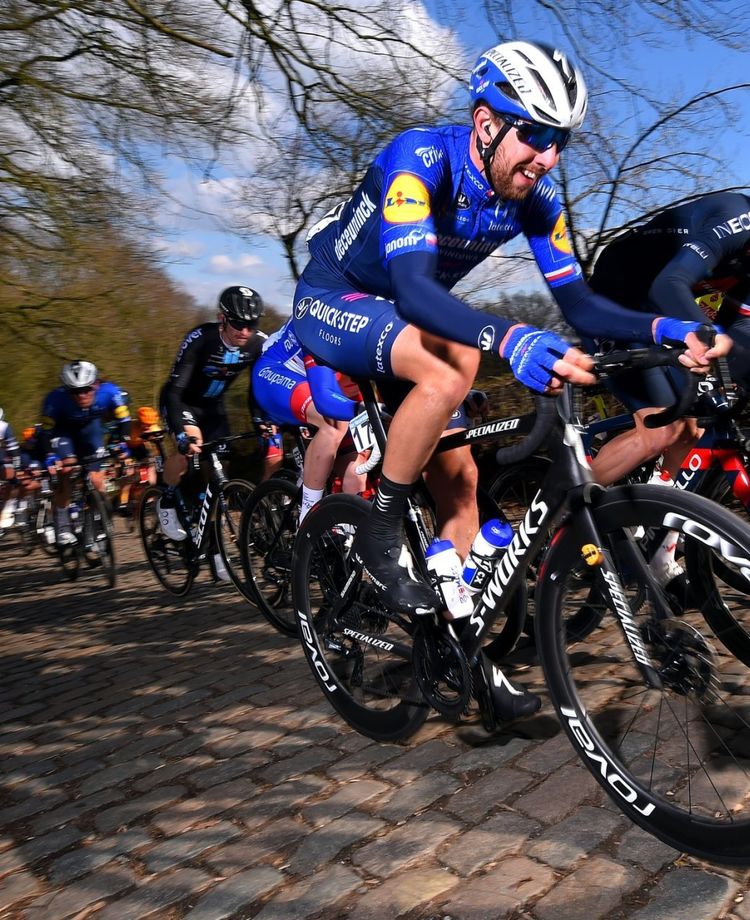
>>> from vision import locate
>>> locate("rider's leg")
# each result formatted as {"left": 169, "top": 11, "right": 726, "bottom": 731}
{"left": 354, "top": 329, "right": 479, "bottom": 612}
{"left": 299, "top": 409, "right": 349, "bottom": 522}
{"left": 589, "top": 410, "right": 696, "bottom": 486}
{"left": 422, "top": 443, "right": 479, "bottom": 560}
{"left": 158, "top": 424, "right": 202, "bottom": 540}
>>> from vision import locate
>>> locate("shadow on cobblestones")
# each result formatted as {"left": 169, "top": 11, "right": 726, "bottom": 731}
{"left": 0, "top": 532, "right": 747, "bottom": 920}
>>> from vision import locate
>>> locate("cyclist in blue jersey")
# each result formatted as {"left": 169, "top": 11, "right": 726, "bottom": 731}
{"left": 292, "top": 40, "right": 722, "bottom": 725}
{"left": 41, "top": 360, "right": 132, "bottom": 545}
{"left": 157, "top": 286, "right": 268, "bottom": 544}
{"left": 253, "top": 317, "right": 366, "bottom": 521}
{"left": 584, "top": 192, "right": 742, "bottom": 487}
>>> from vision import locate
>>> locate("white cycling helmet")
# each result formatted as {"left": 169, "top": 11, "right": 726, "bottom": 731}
{"left": 61, "top": 360, "right": 98, "bottom": 389}
{"left": 470, "top": 40, "right": 588, "bottom": 130}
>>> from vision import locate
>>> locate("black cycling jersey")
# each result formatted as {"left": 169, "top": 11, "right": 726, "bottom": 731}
{"left": 590, "top": 191, "right": 750, "bottom": 327}
{"left": 160, "top": 323, "right": 266, "bottom": 434}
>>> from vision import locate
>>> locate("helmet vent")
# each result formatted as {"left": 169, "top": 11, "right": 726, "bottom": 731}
{"left": 495, "top": 80, "right": 521, "bottom": 105}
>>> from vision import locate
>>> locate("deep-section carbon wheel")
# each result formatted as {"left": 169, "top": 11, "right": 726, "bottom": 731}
{"left": 215, "top": 478, "right": 255, "bottom": 603}
{"left": 537, "top": 484, "right": 750, "bottom": 865}
{"left": 292, "top": 493, "right": 429, "bottom": 742}
{"left": 240, "top": 477, "right": 300, "bottom": 636}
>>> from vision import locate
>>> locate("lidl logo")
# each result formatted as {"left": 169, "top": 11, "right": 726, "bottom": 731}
{"left": 383, "top": 174, "right": 431, "bottom": 224}
{"left": 550, "top": 213, "right": 572, "bottom": 254}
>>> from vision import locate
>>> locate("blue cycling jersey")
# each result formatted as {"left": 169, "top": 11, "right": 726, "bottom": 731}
{"left": 307, "top": 124, "right": 582, "bottom": 300}
{"left": 42, "top": 381, "right": 130, "bottom": 438}
{"left": 295, "top": 123, "right": 656, "bottom": 370}
{"left": 254, "top": 319, "right": 357, "bottom": 425}
{"left": 41, "top": 381, "right": 130, "bottom": 465}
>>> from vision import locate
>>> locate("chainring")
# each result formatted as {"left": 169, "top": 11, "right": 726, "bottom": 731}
{"left": 412, "top": 621, "right": 472, "bottom": 720}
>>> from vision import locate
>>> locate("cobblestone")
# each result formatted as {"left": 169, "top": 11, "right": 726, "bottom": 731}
{"left": 0, "top": 535, "right": 747, "bottom": 920}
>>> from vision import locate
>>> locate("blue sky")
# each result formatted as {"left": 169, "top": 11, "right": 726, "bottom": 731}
{"left": 157, "top": 2, "right": 750, "bottom": 316}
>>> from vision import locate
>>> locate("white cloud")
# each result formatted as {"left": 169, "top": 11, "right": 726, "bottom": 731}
{"left": 209, "top": 253, "right": 263, "bottom": 274}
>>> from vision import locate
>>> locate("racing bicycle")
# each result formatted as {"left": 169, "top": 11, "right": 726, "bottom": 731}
{"left": 139, "top": 434, "right": 254, "bottom": 598}
{"left": 292, "top": 348, "right": 750, "bottom": 865}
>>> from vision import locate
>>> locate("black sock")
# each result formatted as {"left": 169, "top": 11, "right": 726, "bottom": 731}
{"left": 161, "top": 485, "right": 177, "bottom": 506}
{"left": 367, "top": 475, "right": 414, "bottom": 544}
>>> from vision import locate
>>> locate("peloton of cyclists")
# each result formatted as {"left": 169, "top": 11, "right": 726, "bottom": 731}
{"left": 289, "top": 39, "right": 722, "bottom": 727}
{"left": 40, "top": 361, "right": 132, "bottom": 546}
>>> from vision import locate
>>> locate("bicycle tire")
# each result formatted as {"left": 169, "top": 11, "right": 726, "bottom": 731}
{"left": 682, "top": 468, "right": 750, "bottom": 667}
{"left": 537, "top": 483, "right": 750, "bottom": 864}
{"left": 215, "top": 478, "right": 255, "bottom": 602}
{"left": 240, "top": 477, "right": 300, "bottom": 636}
{"left": 139, "top": 486, "right": 195, "bottom": 596}
{"left": 84, "top": 490, "right": 117, "bottom": 588}
{"left": 292, "top": 493, "right": 430, "bottom": 741}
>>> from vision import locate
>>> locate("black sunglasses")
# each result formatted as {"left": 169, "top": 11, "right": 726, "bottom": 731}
{"left": 501, "top": 115, "right": 571, "bottom": 153}
{"left": 227, "top": 318, "right": 256, "bottom": 331}
{"left": 70, "top": 386, "right": 94, "bottom": 395}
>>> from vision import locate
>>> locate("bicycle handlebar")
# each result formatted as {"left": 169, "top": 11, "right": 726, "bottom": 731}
{"left": 493, "top": 395, "right": 558, "bottom": 464}
{"left": 592, "top": 346, "right": 700, "bottom": 430}
{"left": 194, "top": 432, "right": 256, "bottom": 453}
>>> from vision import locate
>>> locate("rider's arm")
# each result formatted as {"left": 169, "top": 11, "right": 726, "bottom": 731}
{"left": 163, "top": 334, "right": 201, "bottom": 434}
{"left": 388, "top": 250, "right": 514, "bottom": 352}
{"left": 102, "top": 383, "right": 132, "bottom": 442}
{"left": 552, "top": 278, "right": 662, "bottom": 341}
{"left": 303, "top": 355, "right": 357, "bottom": 421}
{"left": 647, "top": 243, "right": 725, "bottom": 323}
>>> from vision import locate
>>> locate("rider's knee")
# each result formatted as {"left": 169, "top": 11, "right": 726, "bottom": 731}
{"left": 639, "top": 419, "right": 688, "bottom": 458}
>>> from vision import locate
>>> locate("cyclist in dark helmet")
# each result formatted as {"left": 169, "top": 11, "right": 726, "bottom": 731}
{"left": 157, "top": 286, "right": 272, "bottom": 563}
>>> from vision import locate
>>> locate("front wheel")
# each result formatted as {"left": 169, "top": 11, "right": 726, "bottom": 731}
{"left": 292, "top": 493, "right": 429, "bottom": 742}
{"left": 240, "top": 477, "right": 300, "bottom": 636}
{"left": 139, "top": 486, "right": 195, "bottom": 596}
{"left": 83, "top": 490, "right": 117, "bottom": 587}
{"left": 215, "top": 478, "right": 255, "bottom": 602}
{"left": 537, "top": 484, "right": 750, "bottom": 865}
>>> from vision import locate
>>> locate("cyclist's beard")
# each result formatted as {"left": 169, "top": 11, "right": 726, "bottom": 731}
{"left": 488, "top": 147, "right": 536, "bottom": 201}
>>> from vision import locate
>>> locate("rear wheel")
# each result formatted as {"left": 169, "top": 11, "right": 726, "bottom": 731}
{"left": 292, "top": 493, "right": 429, "bottom": 741}
{"left": 215, "top": 479, "right": 255, "bottom": 602}
{"left": 538, "top": 484, "right": 750, "bottom": 864}
{"left": 240, "top": 478, "right": 300, "bottom": 636}
{"left": 139, "top": 486, "right": 195, "bottom": 596}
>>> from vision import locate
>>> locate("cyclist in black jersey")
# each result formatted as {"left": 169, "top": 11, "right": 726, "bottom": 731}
{"left": 583, "top": 192, "right": 742, "bottom": 487}
{"left": 157, "top": 286, "right": 266, "bottom": 546}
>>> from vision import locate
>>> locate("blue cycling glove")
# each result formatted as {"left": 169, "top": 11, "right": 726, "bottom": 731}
{"left": 653, "top": 318, "right": 715, "bottom": 346}
{"left": 500, "top": 326, "right": 571, "bottom": 394}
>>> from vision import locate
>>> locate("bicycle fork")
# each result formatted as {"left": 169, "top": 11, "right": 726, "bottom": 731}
{"left": 572, "top": 497, "right": 664, "bottom": 689}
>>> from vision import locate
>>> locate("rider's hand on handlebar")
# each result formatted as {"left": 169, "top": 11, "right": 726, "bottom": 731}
{"left": 652, "top": 318, "right": 733, "bottom": 372}
{"left": 499, "top": 324, "right": 596, "bottom": 394}
{"left": 176, "top": 432, "right": 202, "bottom": 456}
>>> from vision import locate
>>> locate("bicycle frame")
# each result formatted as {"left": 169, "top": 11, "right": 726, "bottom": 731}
{"left": 347, "top": 383, "right": 668, "bottom": 689}
{"left": 175, "top": 449, "right": 228, "bottom": 562}
{"left": 582, "top": 386, "right": 750, "bottom": 511}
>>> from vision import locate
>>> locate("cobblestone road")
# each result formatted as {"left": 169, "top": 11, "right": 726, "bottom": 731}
{"left": 0, "top": 523, "right": 748, "bottom": 919}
